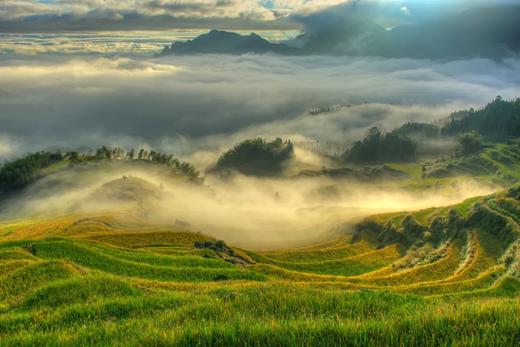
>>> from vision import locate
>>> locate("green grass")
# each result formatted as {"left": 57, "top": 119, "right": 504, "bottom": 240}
{"left": 0, "top": 285, "right": 519, "bottom": 346}
{"left": 1, "top": 188, "right": 520, "bottom": 345}
{"left": 246, "top": 244, "right": 401, "bottom": 276}
{"left": 423, "top": 139, "right": 520, "bottom": 187}
{"left": 20, "top": 276, "right": 142, "bottom": 310}
{"left": 261, "top": 240, "right": 374, "bottom": 262}
{"left": 0, "top": 261, "right": 75, "bottom": 305}
{"left": 4, "top": 135, "right": 520, "bottom": 344}
{"left": 0, "top": 239, "right": 265, "bottom": 283}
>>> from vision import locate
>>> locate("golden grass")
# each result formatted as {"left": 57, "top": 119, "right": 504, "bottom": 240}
{"left": 260, "top": 240, "right": 374, "bottom": 262}
{"left": 0, "top": 191, "right": 518, "bottom": 346}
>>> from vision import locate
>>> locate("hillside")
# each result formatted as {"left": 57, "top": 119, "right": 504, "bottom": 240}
{"left": 1, "top": 187, "right": 519, "bottom": 345}
{"left": 0, "top": 147, "right": 200, "bottom": 194}
{"left": 299, "top": 97, "right": 520, "bottom": 182}
{"left": 342, "top": 126, "right": 417, "bottom": 164}
{"left": 422, "top": 138, "right": 520, "bottom": 186}
{"left": 89, "top": 177, "right": 165, "bottom": 205}
{"left": 210, "top": 138, "right": 294, "bottom": 176}
{"left": 2, "top": 101, "right": 520, "bottom": 344}
{"left": 3, "top": 1, "right": 520, "bottom": 343}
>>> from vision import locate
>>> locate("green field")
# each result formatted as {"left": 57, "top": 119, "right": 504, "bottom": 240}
{"left": 1, "top": 132, "right": 520, "bottom": 346}
{"left": 1, "top": 186, "right": 519, "bottom": 346}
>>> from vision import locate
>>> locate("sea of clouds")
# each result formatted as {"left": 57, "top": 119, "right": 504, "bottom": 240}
{"left": 1, "top": 47, "right": 520, "bottom": 168}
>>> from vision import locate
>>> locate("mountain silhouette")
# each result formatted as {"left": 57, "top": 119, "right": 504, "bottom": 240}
{"left": 159, "top": 6, "right": 520, "bottom": 60}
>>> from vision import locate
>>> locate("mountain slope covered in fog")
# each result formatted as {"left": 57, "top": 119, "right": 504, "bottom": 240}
{"left": 159, "top": 6, "right": 520, "bottom": 60}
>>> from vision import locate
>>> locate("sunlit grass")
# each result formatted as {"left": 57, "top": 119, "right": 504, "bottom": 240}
{"left": 0, "top": 189, "right": 519, "bottom": 345}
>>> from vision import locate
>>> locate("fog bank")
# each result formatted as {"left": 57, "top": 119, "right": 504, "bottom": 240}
{"left": 1, "top": 55, "right": 519, "bottom": 168}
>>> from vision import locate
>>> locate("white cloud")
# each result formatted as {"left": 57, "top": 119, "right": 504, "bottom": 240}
{"left": 1, "top": 0, "right": 519, "bottom": 31}
{"left": 0, "top": 54, "right": 519, "bottom": 165}
{"left": 0, "top": 134, "right": 22, "bottom": 161}
{"left": 0, "top": 0, "right": 282, "bottom": 21}
{"left": 0, "top": 31, "right": 298, "bottom": 56}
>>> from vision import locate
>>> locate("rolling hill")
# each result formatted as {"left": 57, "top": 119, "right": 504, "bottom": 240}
{"left": 1, "top": 99, "right": 520, "bottom": 345}
{"left": 0, "top": 180, "right": 519, "bottom": 345}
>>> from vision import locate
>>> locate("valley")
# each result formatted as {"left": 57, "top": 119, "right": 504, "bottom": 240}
{"left": 1, "top": 98, "right": 520, "bottom": 345}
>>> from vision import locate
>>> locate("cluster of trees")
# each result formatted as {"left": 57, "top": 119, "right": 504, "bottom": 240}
{"left": 345, "top": 97, "right": 520, "bottom": 164}
{"left": 392, "top": 122, "right": 441, "bottom": 138}
{"left": 212, "top": 138, "right": 294, "bottom": 176}
{"left": 343, "top": 127, "right": 417, "bottom": 164}
{"left": 391, "top": 98, "right": 520, "bottom": 144}
{"left": 443, "top": 96, "right": 520, "bottom": 139}
{"left": 90, "top": 146, "right": 200, "bottom": 181}
{"left": 458, "top": 131, "right": 483, "bottom": 155}
{"left": 0, "top": 147, "right": 201, "bottom": 192}
{"left": 0, "top": 151, "right": 64, "bottom": 192}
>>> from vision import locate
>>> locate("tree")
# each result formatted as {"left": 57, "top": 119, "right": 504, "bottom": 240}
{"left": 0, "top": 146, "right": 203, "bottom": 192}
{"left": 66, "top": 151, "right": 81, "bottom": 162}
{"left": 344, "top": 126, "right": 417, "bottom": 164}
{"left": 96, "top": 146, "right": 112, "bottom": 159}
{"left": 0, "top": 151, "right": 63, "bottom": 191}
{"left": 458, "top": 131, "right": 483, "bottom": 155}
{"left": 443, "top": 97, "right": 520, "bottom": 139}
{"left": 212, "top": 138, "right": 294, "bottom": 176}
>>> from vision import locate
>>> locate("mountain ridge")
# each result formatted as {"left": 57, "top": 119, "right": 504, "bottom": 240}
{"left": 158, "top": 6, "right": 520, "bottom": 60}
{"left": 159, "top": 29, "right": 299, "bottom": 56}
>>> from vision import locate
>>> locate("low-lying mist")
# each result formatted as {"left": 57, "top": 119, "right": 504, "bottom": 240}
{"left": 1, "top": 160, "right": 496, "bottom": 248}
{"left": 0, "top": 53, "right": 512, "bottom": 248}
{"left": 1, "top": 54, "right": 520, "bottom": 163}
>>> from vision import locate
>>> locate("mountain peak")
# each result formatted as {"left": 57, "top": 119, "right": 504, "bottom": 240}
{"left": 158, "top": 6, "right": 520, "bottom": 60}
{"left": 158, "top": 30, "right": 298, "bottom": 56}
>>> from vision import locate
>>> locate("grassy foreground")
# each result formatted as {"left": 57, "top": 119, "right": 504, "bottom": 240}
{"left": 1, "top": 191, "right": 520, "bottom": 346}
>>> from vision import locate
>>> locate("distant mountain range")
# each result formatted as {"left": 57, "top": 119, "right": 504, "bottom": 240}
{"left": 159, "top": 6, "right": 520, "bottom": 60}
{"left": 159, "top": 29, "right": 298, "bottom": 56}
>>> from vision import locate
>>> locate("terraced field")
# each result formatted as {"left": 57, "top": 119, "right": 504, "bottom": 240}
{"left": 1, "top": 185, "right": 520, "bottom": 346}
{"left": 422, "top": 138, "right": 520, "bottom": 186}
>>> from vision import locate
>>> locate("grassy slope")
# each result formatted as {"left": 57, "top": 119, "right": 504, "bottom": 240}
{"left": 1, "top": 145, "right": 520, "bottom": 345}
{"left": 421, "top": 138, "right": 520, "bottom": 186}
{"left": 365, "top": 140, "right": 520, "bottom": 199}
{"left": 0, "top": 191, "right": 519, "bottom": 346}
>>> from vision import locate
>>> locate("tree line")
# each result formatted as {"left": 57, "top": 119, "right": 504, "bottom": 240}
{"left": 342, "top": 126, "right": 418, "bottom": 164}
{"left": 443, "top": 96, "right": 520, "bottom": 139}
{"left": 0, "top": 147, "right": 201, "bottom": 192}
{"left": 0, "top": 151, "right": 64, "bottom": 192}
{"left": 345, "top": 97, "right": 520, "bottom": 164}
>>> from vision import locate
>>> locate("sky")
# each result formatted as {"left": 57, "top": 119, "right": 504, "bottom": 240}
{"left": 1, "top": 54, "right": 519, "bottom": 167}
{"left": 1, "top": 0, "right": 520, "bottom": 31}
{"left": 0, "top": 0, "right": 519, "bottom": 248}
{"left": 1, "top": 0, "right": 520, "bottom": 168}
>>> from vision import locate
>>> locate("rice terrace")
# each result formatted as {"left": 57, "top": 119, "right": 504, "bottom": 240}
{"left": 1, "top": 1, "right": 520, "bottom": 346}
